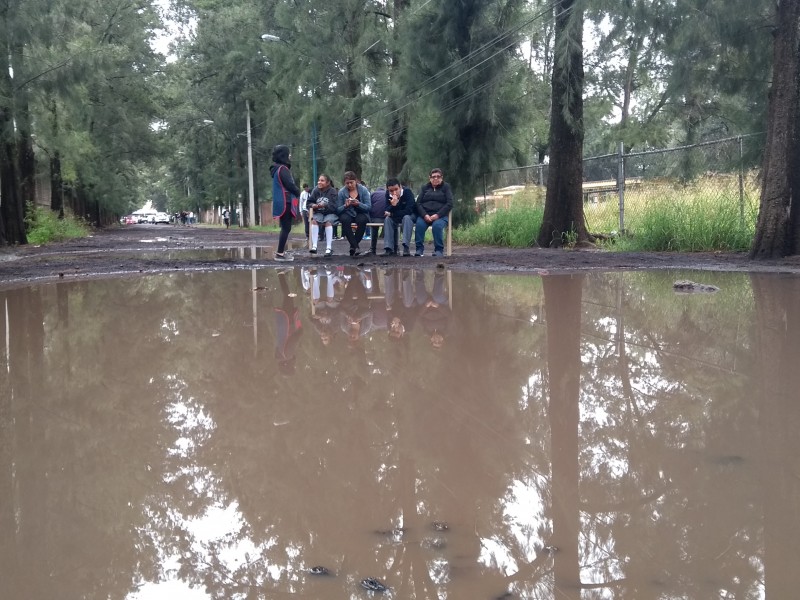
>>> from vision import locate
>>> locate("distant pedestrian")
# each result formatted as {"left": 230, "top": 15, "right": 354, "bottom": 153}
{"left": 300, "top": 183, "right": 311, "bottom": 238}
{"left": 222, "top": 208, "right": 230, "bottom": 229}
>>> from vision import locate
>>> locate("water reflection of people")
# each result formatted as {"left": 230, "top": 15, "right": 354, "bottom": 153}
{"left": 273, "top": 270, "right": 303, "bottom": 373}
{"left": 415, "top": 269, "right": 451, "bottom": 348}
{"left": 302, "top": 266, "right": 345, "bottom": 345}
{"left": 339, "top": 267, "right": 375, "bottom": 343}
{"left": 384, "top": 268, "right": 418, "bottom": 339}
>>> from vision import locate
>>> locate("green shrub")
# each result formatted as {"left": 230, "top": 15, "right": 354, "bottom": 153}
{"left": 25, "top": 204, "right": 90, "bottom": 244}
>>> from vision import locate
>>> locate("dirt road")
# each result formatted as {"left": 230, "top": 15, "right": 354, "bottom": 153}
{"left": 1, "top": 223, "right": 798, "bottom": 289}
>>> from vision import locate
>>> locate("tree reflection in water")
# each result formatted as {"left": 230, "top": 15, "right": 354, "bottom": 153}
{"left": 0, "top": 269, "right": 797, "bottom": 599}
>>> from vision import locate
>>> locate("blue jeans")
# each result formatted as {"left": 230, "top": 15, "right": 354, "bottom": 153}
{"left": 415, "top": 215, "right": 448, "bottom": 254}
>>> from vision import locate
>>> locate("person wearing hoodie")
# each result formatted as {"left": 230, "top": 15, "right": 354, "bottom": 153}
{"left": 270, "top": 144, "right": 301, "bottom": 261}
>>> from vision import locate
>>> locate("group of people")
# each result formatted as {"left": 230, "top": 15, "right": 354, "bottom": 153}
{"left": 274, "top": 265, "right": 452, "bottom": 374}
{"left": 270, "top": 144, "right": 453, "bottom": 262}
{"left": 175, "top": 210, "right": 196, "bottom": 226}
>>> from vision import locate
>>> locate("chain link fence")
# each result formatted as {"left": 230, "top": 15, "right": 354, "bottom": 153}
{"left": 479, "top": 134, "right": 764, "bottom": 235}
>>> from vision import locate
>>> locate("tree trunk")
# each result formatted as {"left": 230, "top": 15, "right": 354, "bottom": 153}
{"left": 50, "top": 152, "right": 64, "bottom": 218}
{"left": 344, "top": 62, "right": 363, "bottom": 177}
{"left": 537, "top": 0, "right": 589, "bottom": 248}
{"left": 750, "top": 0, "right": 800, "bottom": 258}
{"left": 0, "top": 2, "right": 25, "bottom": 245}
{"left": 386, "top": 0, "right": 409, "bottom": 182}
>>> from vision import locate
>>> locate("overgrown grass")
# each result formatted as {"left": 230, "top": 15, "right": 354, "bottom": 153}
{"left": 458, "top": 177, "right": 759, "bottom": 252}
{"left": 455, "top": 189, "right": 545, "bottom": 247}
{"left": 611, "top": 185, "right": 758, "bottom": 252}
{"left": 25, "top": 204, "right": 90, "bottom": 244}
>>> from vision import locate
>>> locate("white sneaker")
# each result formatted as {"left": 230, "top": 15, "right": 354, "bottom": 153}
{"left": 274, "top": 253, "right": 294, "bottom": 262}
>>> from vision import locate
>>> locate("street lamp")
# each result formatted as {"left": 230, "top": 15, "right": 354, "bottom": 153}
{"left": 245, "top": 100, "right": 255, "bottom": 227}
{"left": 236, "top": 35, "right": 281, "bottom": 228}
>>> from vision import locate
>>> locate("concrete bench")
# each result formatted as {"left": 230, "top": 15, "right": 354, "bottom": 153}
{"left": 308, "top": 208, "right": 452, "bottom": 256}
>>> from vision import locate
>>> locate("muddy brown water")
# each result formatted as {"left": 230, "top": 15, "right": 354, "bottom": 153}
{"left": 1, "top": 267, "right": 798, "bottom": 599}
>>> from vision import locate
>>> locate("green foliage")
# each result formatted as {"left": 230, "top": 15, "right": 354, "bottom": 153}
{"left": 456, "top": 203, "right": 544, "bottom": 247}
{"left": 25, "top": 204, "right": 90, "bottom": 244}
{"left": 610, "top": 188, "right": 757, "bottom": 252}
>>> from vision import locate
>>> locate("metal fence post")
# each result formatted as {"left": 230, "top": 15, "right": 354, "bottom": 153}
{"left": 617, "top": 142, "right": 625, "bottom": 233}
{"left": 738, "top": 135, "right": 745, "bottom": 227}
{"left": 482, "top": 173, "right": 487, "bottom": 222}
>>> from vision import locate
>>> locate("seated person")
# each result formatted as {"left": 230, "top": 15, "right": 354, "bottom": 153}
{"left": 336, "top": 171, "right": 371, "bottom": 257}
{"left": 366, "top": 186, "right": 387, "bottom": 255}
{"left": 308, "top": 174, "right": 339, "bottom": 257}
{"left": 382, "top": 178, "right": 416, "bottom": 256}
{"left": 414, "top": 168, "right": 453, "bottom": 257}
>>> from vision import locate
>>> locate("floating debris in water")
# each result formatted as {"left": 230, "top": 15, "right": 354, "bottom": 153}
{"left": 673, "top": 280, "right": 720, "bottom": 294}
{"left": 308, "top": 565, "right": 330, "bottom": 576}
{"left": 431, "top": 520, "right": 449, "bottom": 531}
{"left": 360, "top": 577, "right": 388, "bottom": 592}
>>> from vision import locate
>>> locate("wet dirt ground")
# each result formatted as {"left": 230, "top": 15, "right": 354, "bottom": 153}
{"left": 1, "top": 223, "right": 799, "bottom": 288}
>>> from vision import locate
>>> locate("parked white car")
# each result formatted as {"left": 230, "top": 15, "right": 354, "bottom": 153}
{"left": 155, "top": 212, "right": 171, "bottom": 224}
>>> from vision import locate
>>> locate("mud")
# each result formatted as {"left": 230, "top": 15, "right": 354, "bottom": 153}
{"left": 1, "top": 223, "right": 799, "bottom": 289}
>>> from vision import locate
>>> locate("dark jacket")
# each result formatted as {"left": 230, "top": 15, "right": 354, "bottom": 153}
{"left": 370, "top": 188, "right": 386, "bottom": 220}
{"left": 386, "top": 187, "right": 416, "bottom": 223}
{"left": 270, "top": 145, "right": 301, "bottom": 218}
{"left": 416, "top": 181, "right": 453, "bottom": 219}
{"left": 307, "top": 185, "right": 339, "bottom": 214}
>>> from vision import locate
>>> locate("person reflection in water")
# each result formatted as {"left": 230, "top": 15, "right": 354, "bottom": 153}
{"left": 384, "top": 267, "right": 418, "bottom": 339}
{"left": 339, "top": 267, "right": 375, "bottom": 344}
{"left": 415, "top": 269, "right": 450, "bottom": 348}
{"left": 302, "top": 265, "right": 345, "bottom": 346}
{"left": 274, "top": 270, "right": 303, "bottom": 374}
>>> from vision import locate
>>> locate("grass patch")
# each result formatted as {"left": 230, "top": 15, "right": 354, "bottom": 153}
{"left": 456, "top": 195, "right": 544, "bottom": 247}
{"left": 612, "top": 186, "right": 757, "bottom": 252}
{"left": 25, "top": 204, "right": 91, "bottom": 244}
{"left": 464, "top": 176, "right": 759, "bottom": 252}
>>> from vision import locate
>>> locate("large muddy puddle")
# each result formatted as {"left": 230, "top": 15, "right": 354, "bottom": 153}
{"left": 1, "top": 268, "right": 798, "bottom": 599}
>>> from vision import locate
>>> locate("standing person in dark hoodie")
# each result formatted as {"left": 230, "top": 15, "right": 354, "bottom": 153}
{"left": 414, "top": 167, "right": 453, "bottom": 257}
{"left": 270, "top": 144, "right": 301, "bottom": 261}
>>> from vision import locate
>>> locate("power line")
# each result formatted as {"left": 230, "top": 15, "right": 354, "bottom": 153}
{"left": 332, "top": 0, "right": 562, "bottom": 141}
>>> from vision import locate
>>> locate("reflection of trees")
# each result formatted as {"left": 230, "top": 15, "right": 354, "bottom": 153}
{"left": 2, "top": 269, "right": 796, "bottom": 598}
{"left": 752, "top": 274, "right": 800, "bottom": 597}
{"left": 544, "top": 275, "right": 583, "bottom": 599}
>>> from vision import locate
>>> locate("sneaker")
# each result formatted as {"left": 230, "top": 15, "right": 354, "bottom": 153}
{"left": 364, "top": 234, "right": 371, "bottom": 241}
{"left": 402, "top": 245, "right": 411, "bottom": 257}
{"left": 334, "top": 235, "right": 344, "bottom": 241}
{"left": 324, "top": 248, "right": 333, "bottom": 257}
{"left": 433, "top": 250, "right": 444, "bottom": 257}
{"left": 310, "top": 248, "right": 317, "bottom": 255}
{"left": 274, "top": 253, "right": 294, "bottom": 262}
{"left": 382, "top": 248, "right": 396, "bottom": 256}
{"left": 363, "top": 248, "right": 376, "bottom": 256}
{"left": 351, "top": 249, "right": 361, "bottom": 258}
{"left": 414, "top": 251, "right": 424, "bottom": 257}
